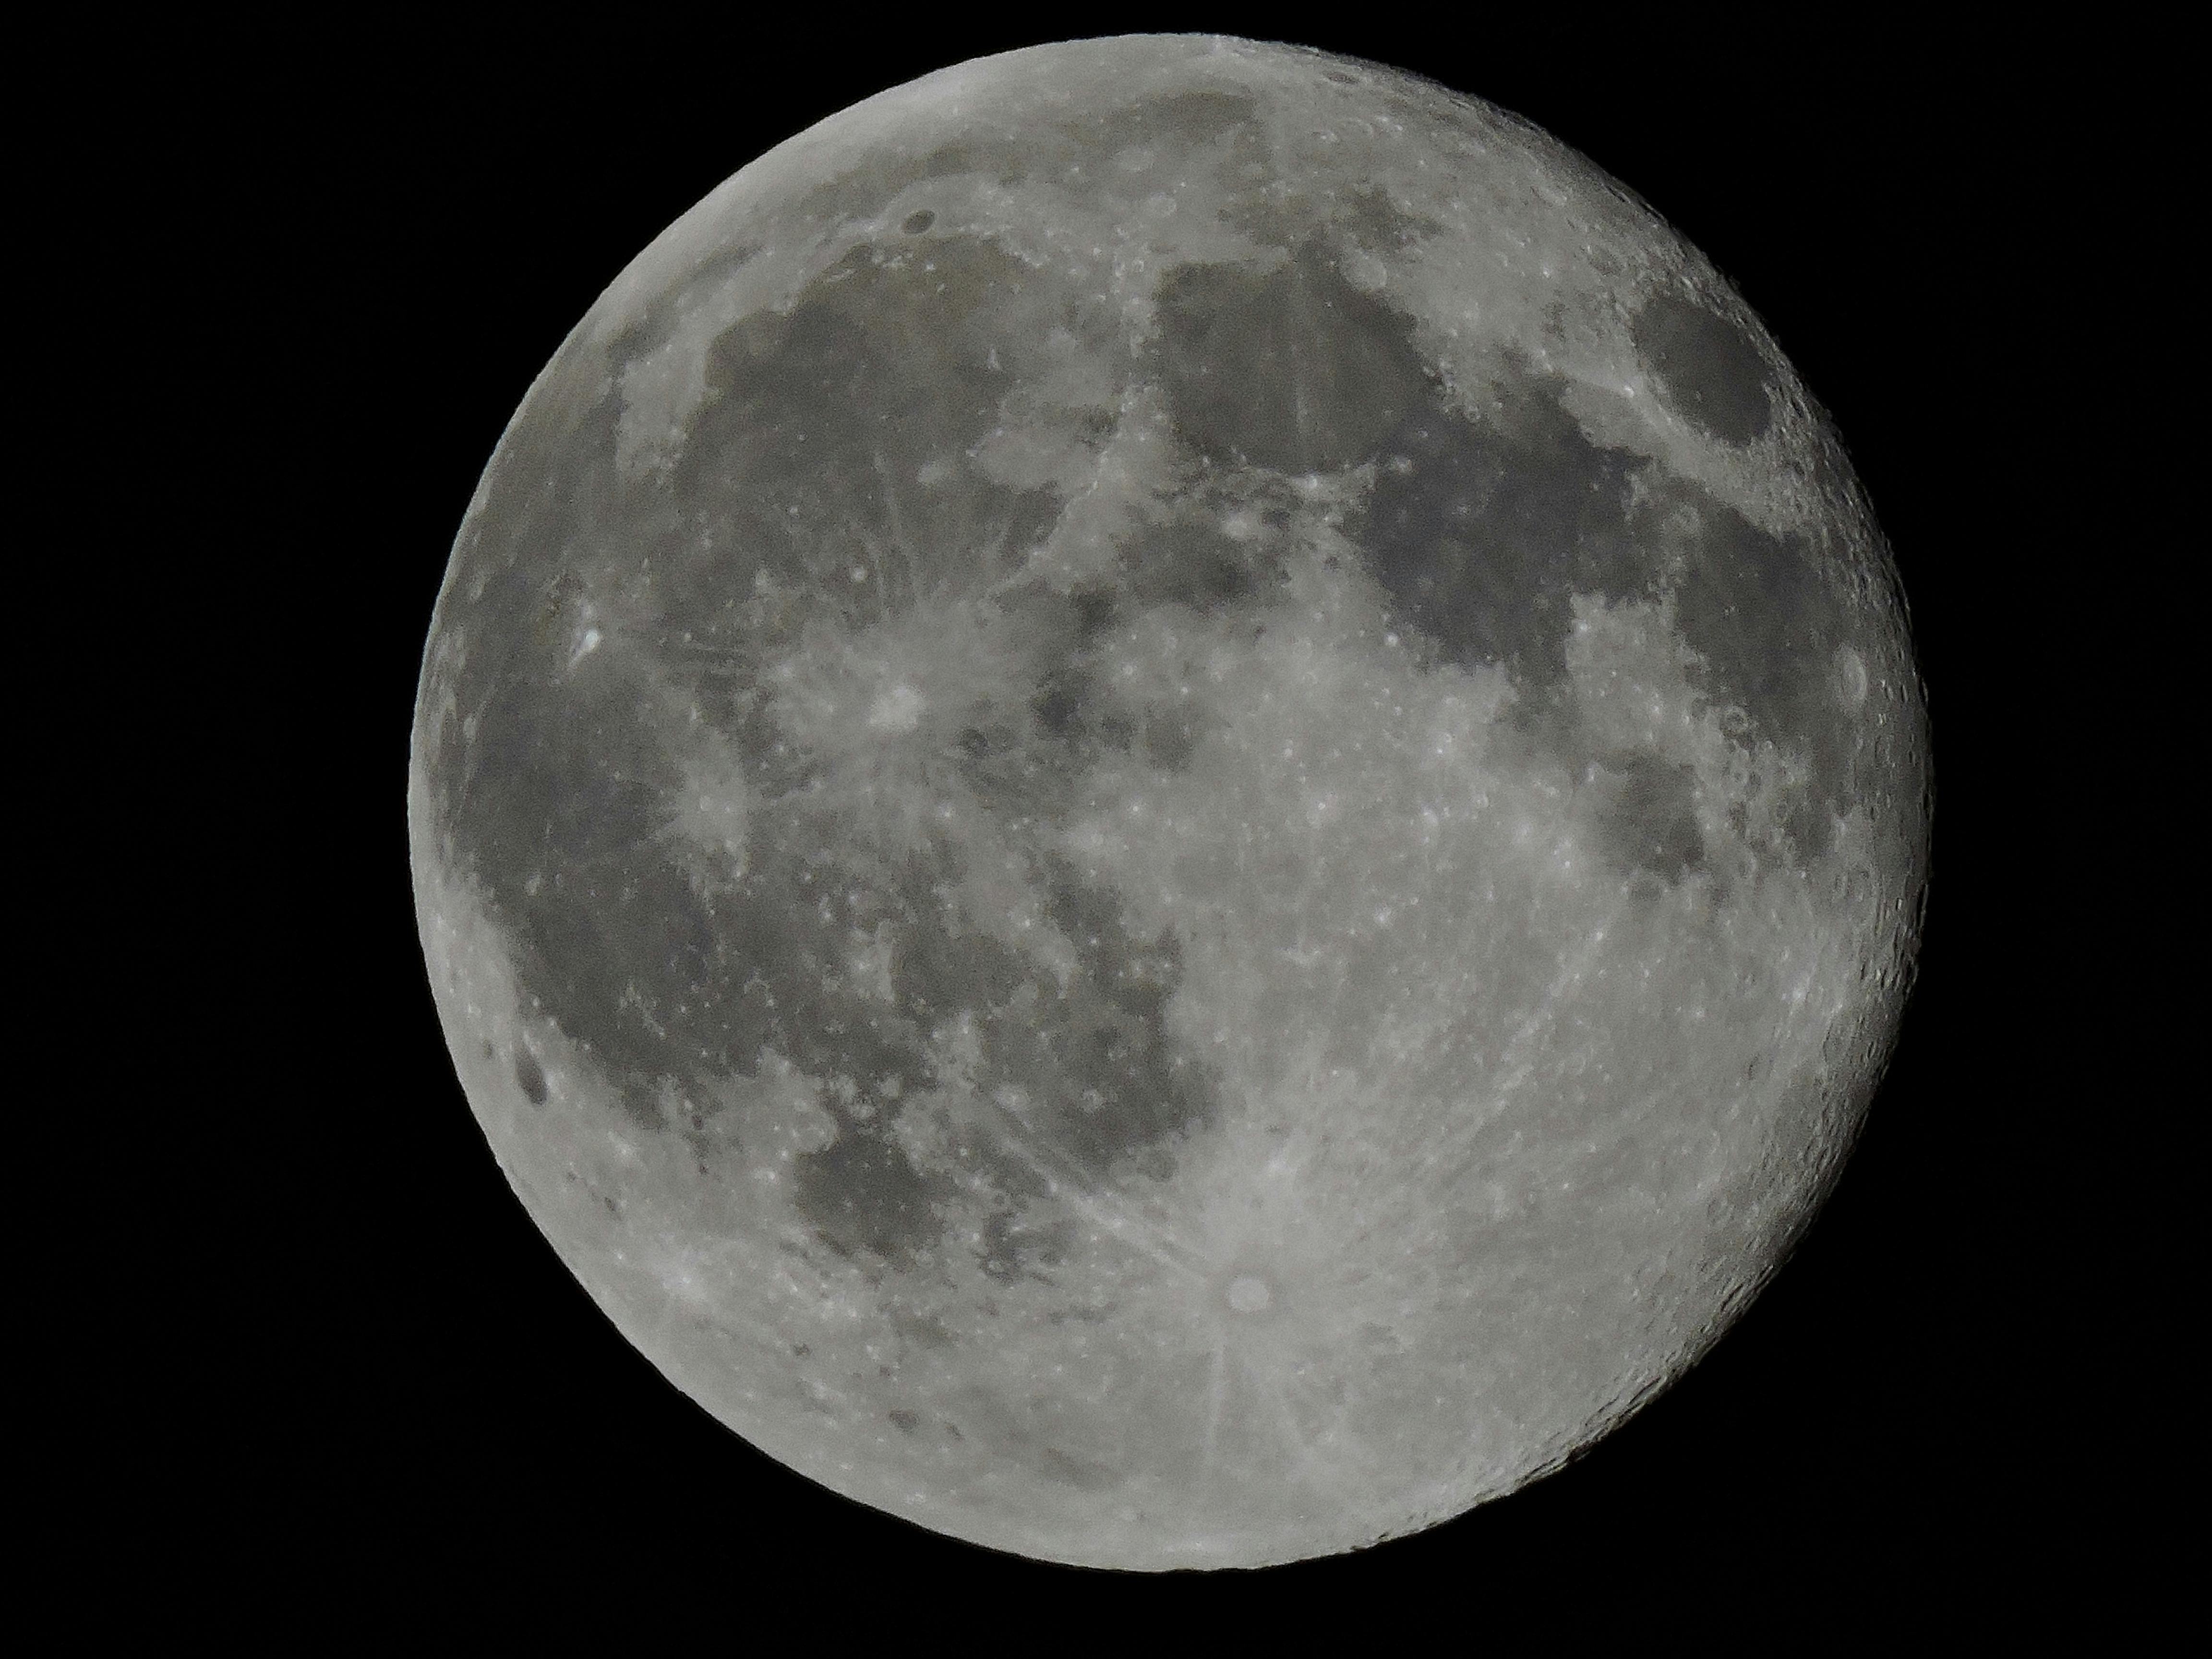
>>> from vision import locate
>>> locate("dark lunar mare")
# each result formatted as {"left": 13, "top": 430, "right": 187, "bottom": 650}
{"left": 1153, "top": 242, "right": 1435, "bottom": 474}
{"left": 1630, "top": 292, "right": 1774, "bottom": 446}
{"left": 425, "top": 221, "right": 1245, "bottom": 1271}
{"left": 1150, "top": 245, "right": 1857, "bottom": 872}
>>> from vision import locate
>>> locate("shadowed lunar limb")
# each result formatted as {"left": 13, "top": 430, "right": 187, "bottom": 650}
{"left": 410, "top": 34, "right": 1928, "bottom": 1571}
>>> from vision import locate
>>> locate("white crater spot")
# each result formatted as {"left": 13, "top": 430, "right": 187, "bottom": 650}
{"left": 867, "top": 683, "right": 926, "bottom": 732}
{"left": 1225, "top": 1273, "right": 1274, "bottom": 1314}
{"left": 1835, "top": 645, "right": 1869, "bottom": 709}
{"left": 1341, "top": 248, "right": 1389, "bottom": 292}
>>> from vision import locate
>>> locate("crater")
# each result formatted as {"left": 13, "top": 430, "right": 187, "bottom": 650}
{"left": 513, "top": 1046, "right": 549, "bottom": 1106}
{"left": 1225, "top": 1273, "right": 1274, "bottom": 1313}
{"left": 1834, "top": 645, "right": 1869, "bottom": 709}
{"left": 1631, "top": 292, "right": 1773, "bottom": 446}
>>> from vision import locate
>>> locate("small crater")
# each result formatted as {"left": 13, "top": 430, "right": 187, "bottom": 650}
{"left": 1226, "top": 1274, "right": 1273, "bottom": 1313}
{"left": 1834, "top": 645, "right": 1869, "bottom": 709}
{"left": 900, "top": 209, "right": 936, "bottom": 235}
{"left": 513, "top": 1047, "right": 549, "bottom": 1106}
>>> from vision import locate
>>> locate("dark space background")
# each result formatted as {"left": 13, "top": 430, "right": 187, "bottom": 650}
{"left": 96, "top": 10, "right": 2163, "bottom": 1642}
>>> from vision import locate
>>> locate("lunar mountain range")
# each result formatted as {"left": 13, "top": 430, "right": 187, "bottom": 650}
{"left": 409, "top": 36, "right": 1930, "bottom": 1569}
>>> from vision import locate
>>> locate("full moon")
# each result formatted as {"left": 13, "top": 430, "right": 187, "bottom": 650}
{"left": 410, "top": 36, "right": 1929, "bottom": 1569}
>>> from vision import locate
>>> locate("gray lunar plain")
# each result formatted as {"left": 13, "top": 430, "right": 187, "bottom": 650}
{"left": 409, "top": 36, "right": 1930, "bottom": 1569}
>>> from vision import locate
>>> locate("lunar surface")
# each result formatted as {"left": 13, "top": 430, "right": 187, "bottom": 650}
{"left": 409, "top": 36, "right": 1929, "bottom": 1569}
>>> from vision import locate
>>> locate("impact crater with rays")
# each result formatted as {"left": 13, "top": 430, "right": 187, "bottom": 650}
{"left": 410, "top": 34, "right": 1930, "bottom": 1569}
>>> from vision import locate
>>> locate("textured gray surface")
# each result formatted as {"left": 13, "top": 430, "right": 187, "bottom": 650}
{"left": 409, "top": 35, "right": 1929, "bottom": 1569}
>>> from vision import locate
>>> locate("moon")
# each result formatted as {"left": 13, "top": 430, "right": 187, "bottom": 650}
{"left": 409, "top": 35, "right": 1929, "bottom": 1570}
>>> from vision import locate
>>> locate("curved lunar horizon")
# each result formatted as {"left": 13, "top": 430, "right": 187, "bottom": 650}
{"left": 410, "top": 35, "right": 1929, "bottom": 1570}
